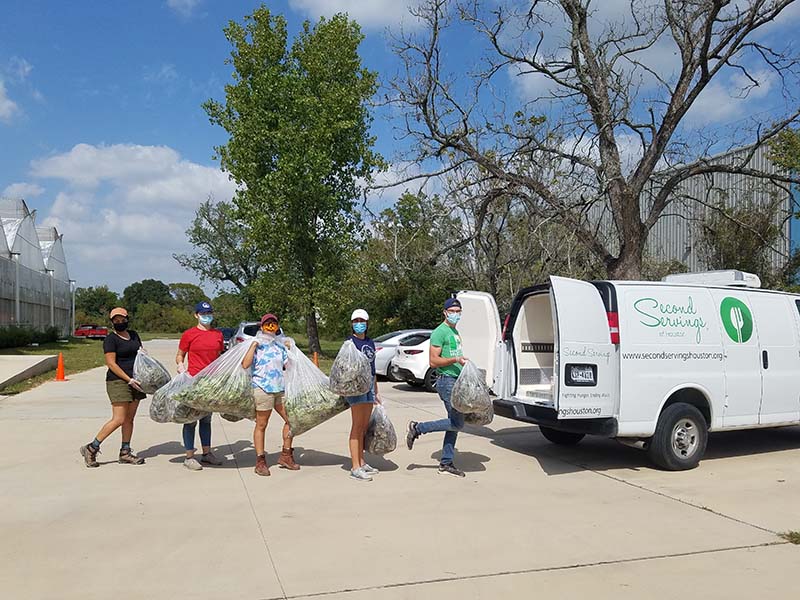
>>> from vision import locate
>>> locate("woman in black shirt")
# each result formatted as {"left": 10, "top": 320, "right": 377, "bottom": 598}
{"left": 79, "top": 307, "right": 147, "bottom": 467}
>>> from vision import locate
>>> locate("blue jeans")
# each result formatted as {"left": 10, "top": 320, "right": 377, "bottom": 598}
{"left": 182, "top": 414, "right": 212, "bottom": 451}
{"left": 415, "top": 375, "right": 464, "bottom": 465}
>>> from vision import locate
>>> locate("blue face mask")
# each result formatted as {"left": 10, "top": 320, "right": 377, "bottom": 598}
{"left": 199, "top": 314, "right": 214, "bottom": 325}
{"left": 446, "top": 312, "right": 461, "bottom": 325}
{"left": 353, "top": 322, "right": 367, "bottom": 334}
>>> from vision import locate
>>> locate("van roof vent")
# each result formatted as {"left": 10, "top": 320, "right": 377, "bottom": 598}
{"left": 661, "top": 270, "right": 761, "bottom": 288}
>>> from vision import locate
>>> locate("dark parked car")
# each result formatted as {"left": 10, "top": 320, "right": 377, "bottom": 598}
{"left": 219, "top": 327, "right": 236, "bottom": 351}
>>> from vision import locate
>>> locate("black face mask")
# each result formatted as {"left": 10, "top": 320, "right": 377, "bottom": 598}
{"left": 113, "top": 321, "right": 129, "bottom": 332}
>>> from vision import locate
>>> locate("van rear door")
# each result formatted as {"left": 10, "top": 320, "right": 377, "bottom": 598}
{"left": 550, "top": 276, "right": 617, "bottom": 419}
{"left": 455, "top": 291, "right": 508, "bottom": 396}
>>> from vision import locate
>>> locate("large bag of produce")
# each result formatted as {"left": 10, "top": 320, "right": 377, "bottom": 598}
{"left": 284, "top": 344, "right": 348, "bottom": 437}
{"left": 133, "top": 349, "right": 172, "bottom": 394}
{"left": 172, "top": 341, "right": 255, "bottom": 418}
{"left": 149, "top": 373, "right": 211, "bottom": 424}
{"left": 329, "top": 339, "right": 372, "bottom": 396}
{"left": 451, "top": 360, "right": 492, "bottom": 415}
{"left": 365, "top": 404, "right": 397, "bottom": 455}
{"left": 463, "top": 401, "right": 494, "bottom": 426}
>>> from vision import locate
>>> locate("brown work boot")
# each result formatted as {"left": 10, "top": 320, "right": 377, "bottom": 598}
{"left": 79, "top": 444, "right": 99, "bottom": 468}
{"left": 278, "top": 448, "right": 300, "bottom": 470}
{"left": 254, "top": 454, "right": 270, "bottom": 476}
{"left": 118, "top": 449, "right": 145, "bottom": 465}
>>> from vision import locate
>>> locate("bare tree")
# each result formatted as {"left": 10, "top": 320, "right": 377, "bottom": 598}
{"left": 388, "top": 0, "right": 800, "bottom": 278}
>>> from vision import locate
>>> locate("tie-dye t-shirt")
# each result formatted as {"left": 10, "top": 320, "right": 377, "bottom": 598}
{"left": 252, "top": 339, "right": 288, "bottom": 393}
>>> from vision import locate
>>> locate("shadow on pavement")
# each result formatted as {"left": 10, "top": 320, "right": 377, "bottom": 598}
{"left": 479, "top": 421, "right": 800, "bottom": 475}
{"left": 138, "top": 441, "right": 186, "bottom": 459}
{"left": 406, "top": 449, "right": 491, "bottom": 473}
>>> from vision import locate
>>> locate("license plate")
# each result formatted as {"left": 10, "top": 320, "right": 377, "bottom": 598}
{"left": 569, "top": 365, "right": 595, "bottom": 385}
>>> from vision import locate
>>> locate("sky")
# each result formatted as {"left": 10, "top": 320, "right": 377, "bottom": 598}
{"left": 2, "top": 0, "right": 799, "bottom": 295}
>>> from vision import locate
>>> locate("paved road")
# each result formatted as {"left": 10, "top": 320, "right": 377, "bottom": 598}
{"left": 1, "top": 339, "right": 798, "bottom": 599}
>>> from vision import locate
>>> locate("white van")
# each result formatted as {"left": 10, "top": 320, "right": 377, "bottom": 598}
{"left": 456, "top": 270, "right": 800, "bottom": 470}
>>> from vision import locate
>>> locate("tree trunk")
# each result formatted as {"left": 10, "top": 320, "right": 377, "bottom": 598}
{"left": 305, "top": 309, "right": 322, "bottom": 355}
{"left": 607, "top": 243, "right": 644, "bottom": 280}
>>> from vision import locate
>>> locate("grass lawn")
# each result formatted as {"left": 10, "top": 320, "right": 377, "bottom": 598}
{"left": 0, "top": 338, "right": 106, "bottom": 395}
{"left": 285, "top": 333, "right": 342, "bottom": 374}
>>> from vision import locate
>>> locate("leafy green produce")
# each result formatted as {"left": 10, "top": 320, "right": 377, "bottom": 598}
{"left": 462, "top": 403, "right": 494, "bottom": 426}
{"left": 134, "top": 350, "right": 172, "bottom": 394}
{"left": 285, "top": 344, "right": 348, "bottom": 436}
{"left": 329, "top": 339, "right": 372, "bottom": 396}
{"left": 365, "top": 404, "right": 397, "bottom": 455}
{"left": 149, "top": 373, "right": 211, "bottom": 424}
{"left": 451, "top": 361, "right": 492, "bottom": 415}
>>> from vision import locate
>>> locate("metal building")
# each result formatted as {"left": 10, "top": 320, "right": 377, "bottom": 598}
{"left": 643, "top": 144, "right": 797, "bottom": 272}
{"left": 0, "top": 197, "right": 74, "bottom": 335}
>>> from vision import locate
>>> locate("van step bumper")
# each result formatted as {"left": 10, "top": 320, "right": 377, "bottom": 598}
{"left": 493, "top": 399, "right": 617, "bottom": 437}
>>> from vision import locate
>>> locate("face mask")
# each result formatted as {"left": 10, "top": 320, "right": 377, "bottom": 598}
{"left": 113, "top": 321, "right": 129, "bottom": 332}
{"left": 263, "top": 323, "right": 278, "bottom": 333}
{"left": 446, "top": 312, "right": 461, "bottom": 325}
{"left": 353, "top": 322, "right": 367, "bottom": 334}
{"left": 199, "top": 315, "right": 214, "bottom": 325}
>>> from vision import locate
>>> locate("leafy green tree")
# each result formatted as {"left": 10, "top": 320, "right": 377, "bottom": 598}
{"left": 204, "top": 7, "right": 382, "bottom": 353}
{"left": 211, "top": 291, "right": 254, "bottom": 328}
{"left": 135, "top": 302, "right": 195, "bottom": 333}
{"left": 123, "top": 279, "right": 173, "bottom": 315}
{"left": 169, "top": 283, "right": 209, "bottom": 312}
{"left": 174, "top": 198, "right": 260, "bottom": 316}
{"left": 769, "top": 128, "right": 800, "bottom": 172}
{"left": 75, "top": 285, "right": 120, "bottom": 320}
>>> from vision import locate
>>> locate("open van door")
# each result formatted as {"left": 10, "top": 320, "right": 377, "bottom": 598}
{"left": 550, "top": 276, "right": 618, "bottom": 419}
{"left": 456, "top": 291, "right": 507, "bottom": 395}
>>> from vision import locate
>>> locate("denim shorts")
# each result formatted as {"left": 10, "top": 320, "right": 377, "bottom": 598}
{"left": 346, "top": 389, "right": 375, "bottom": 406}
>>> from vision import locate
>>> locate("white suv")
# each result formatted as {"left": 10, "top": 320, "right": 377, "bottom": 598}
{"left": 389, "top": 332, "right": 438, "bottom": 392}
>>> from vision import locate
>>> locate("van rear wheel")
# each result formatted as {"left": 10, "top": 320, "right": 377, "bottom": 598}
{"left": 647, "top": 402, "right": 707, "bottom": 471}
{"left": 539, "top": 426, "right": 585, "bottom": 445}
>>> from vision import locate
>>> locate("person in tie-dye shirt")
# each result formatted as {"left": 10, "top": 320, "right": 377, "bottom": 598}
{"left": 241, "top": 313, "right": 300, "bottom": 476}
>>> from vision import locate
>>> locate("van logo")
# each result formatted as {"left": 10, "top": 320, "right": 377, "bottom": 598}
{"left": 633, "top": 296, "right": 706, "bottom": 343}
{"left": 720, "top": 297, "right": 753, "bottom": 344}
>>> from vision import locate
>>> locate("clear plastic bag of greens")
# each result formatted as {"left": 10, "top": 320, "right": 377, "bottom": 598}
{"left": 463, "top": 401, "right": 494, "bottom": 427}
{"left": 172, "top": 341, "right": 255, "bottom": 418}
{"left": 149, "top": 373, "right": 211, "bottom": 424}
{"left": 451, "top": 361, "right": 491, "bottom": 415}
{"left": 133, "top": 349, "right": 172, "bottom": 394}
{"left": 284, "top": 344, "right": 348, "bottom": 437}
{"left": 365, "top": 403, "right": 397, "bottom": 455}
{"left": 329, "top": 339, "right": 372, "bottom": 396}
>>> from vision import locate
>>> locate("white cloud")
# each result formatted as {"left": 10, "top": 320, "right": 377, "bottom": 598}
{"left": 686, "top": 68, "right": 777, "bottom": 125}
{"left": 7, "top": 57, "right": 32, "bottom": 82}
{"left": 288, "top": 0, "right": 423, "bottom": 30}
{"left": 30, "top": 143, "right": 237, "bottom": 290}
{"left": 2, "top": 182, "right": 44, "bottom": 198}
{"left": 144, "top": 63, "right": 178, "bottom": 84}
{"left": 167, "top": 0, "right": 201, "bottom": 18}
{"left": 0, "top": 80, "right": 19, "bottom": 123}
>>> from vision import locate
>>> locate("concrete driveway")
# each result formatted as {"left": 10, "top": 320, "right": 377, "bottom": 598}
{"left": 1, "top": 339, "right": 798, "bottom": 599}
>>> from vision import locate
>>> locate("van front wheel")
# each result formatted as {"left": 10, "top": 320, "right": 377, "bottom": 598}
{"left": 539, "top": 426, "right": 585, "bottom": 445}
{"left": 647, "top": 403, "right": 708, "bottom": 471}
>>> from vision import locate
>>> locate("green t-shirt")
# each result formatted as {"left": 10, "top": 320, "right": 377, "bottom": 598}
{"left": 430, "top": 321, "right": 463, "bottom": 377}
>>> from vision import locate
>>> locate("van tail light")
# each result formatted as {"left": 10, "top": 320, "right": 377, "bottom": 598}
{"left": 235, "top": 336, "right": 245, "bottom": 343}
{"left": 607, "top": 311, "right": 620, "bottom": 344}
{"left": 501, "top": 314, "right": 511, "bottom": 340}
{"left": 376, "top": 346, "right": 383, "bottom": 352}
{"left": 404, "top": 349, "right": 424, "bottom": 355}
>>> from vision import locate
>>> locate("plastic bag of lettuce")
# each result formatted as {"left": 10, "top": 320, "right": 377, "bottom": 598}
{"left": 284, "top": 344, "right": 348, "bottom": 437}
{"left": 172, "top": 341, "right": 255, "bottom": 418}
{"left": 365, "top": 404, "right": 397, "bottom": 455}
{"left": 149, "top": 372, "right": 211, "bottom": 424}
{"left": 133, "top": 349, "right": 172, "bottom": 394}
{"left": 329, "top": 339, "right": 372, "bottom": 396}
{"left": 451, "top": 361, "right": 493, "bottom": 423}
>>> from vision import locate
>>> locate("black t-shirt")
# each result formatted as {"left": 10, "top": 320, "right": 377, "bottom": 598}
{"left": 103, "top": 330, "right": 142, "bottom": 381}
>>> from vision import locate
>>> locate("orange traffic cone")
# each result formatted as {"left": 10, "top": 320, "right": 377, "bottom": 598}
{"left": 313, "top": 351, "right": 320, "bottom": 367}
{"left": 55, "top": 352, "right": 67, "bottom": 381}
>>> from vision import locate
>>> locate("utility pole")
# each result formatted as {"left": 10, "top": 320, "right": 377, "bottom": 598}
{"left": 45, "top": 269, "right": 55, "bottom": 327}
{"left": 69, "top": 280, "right": 76, "bottom": 336}
{"left": 11, "top": 252, "right": 21, "bottom": 324}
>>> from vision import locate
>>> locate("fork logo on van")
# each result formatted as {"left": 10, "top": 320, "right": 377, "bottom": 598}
{"left": 720, "top": 297, "right": 753, "bottom": 343}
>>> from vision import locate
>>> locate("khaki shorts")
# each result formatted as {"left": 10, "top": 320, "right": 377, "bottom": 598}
{"left": 106, "top": 379, "right": 146, "bottom": 403}
{"left": 254, "top": 388, "right": 284, "bottom": 412}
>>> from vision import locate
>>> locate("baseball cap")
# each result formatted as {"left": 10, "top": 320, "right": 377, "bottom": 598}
{"left": 260, "top": 313, "right": 279, "bottom": 325}
{"left": 351, "top": 308, "right": 369, "bottom": 321}
{"left": 109, "top": 307, "right": 128, "bottom": 319}
{"left": 194, "top": 301, "right": 213, "bottom": 314}
{"left": 443, "top": 298, "right": 462, "bottom": 311}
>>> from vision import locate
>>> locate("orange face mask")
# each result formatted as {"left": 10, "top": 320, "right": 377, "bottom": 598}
{"left": 262, "top": 322, "right": 278, "bottom": 333}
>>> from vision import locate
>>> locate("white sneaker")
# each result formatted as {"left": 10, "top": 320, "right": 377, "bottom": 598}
{"left": 362, "top": 463, "right": 379, "bottom": 475}
{"left": 184, "top": 457, "right": 203, "bottom": 471}
{"left": 350, "top": 467, "right": 373, "bottom": 482}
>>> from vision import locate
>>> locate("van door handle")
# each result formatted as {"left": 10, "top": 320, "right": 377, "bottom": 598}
{"left": 762, "top": 350, "right": 769, "bottom": 369}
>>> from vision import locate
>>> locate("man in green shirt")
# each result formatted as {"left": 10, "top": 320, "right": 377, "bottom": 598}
{"left": 406, "top": 297, "right": 468, "bottom": 477}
